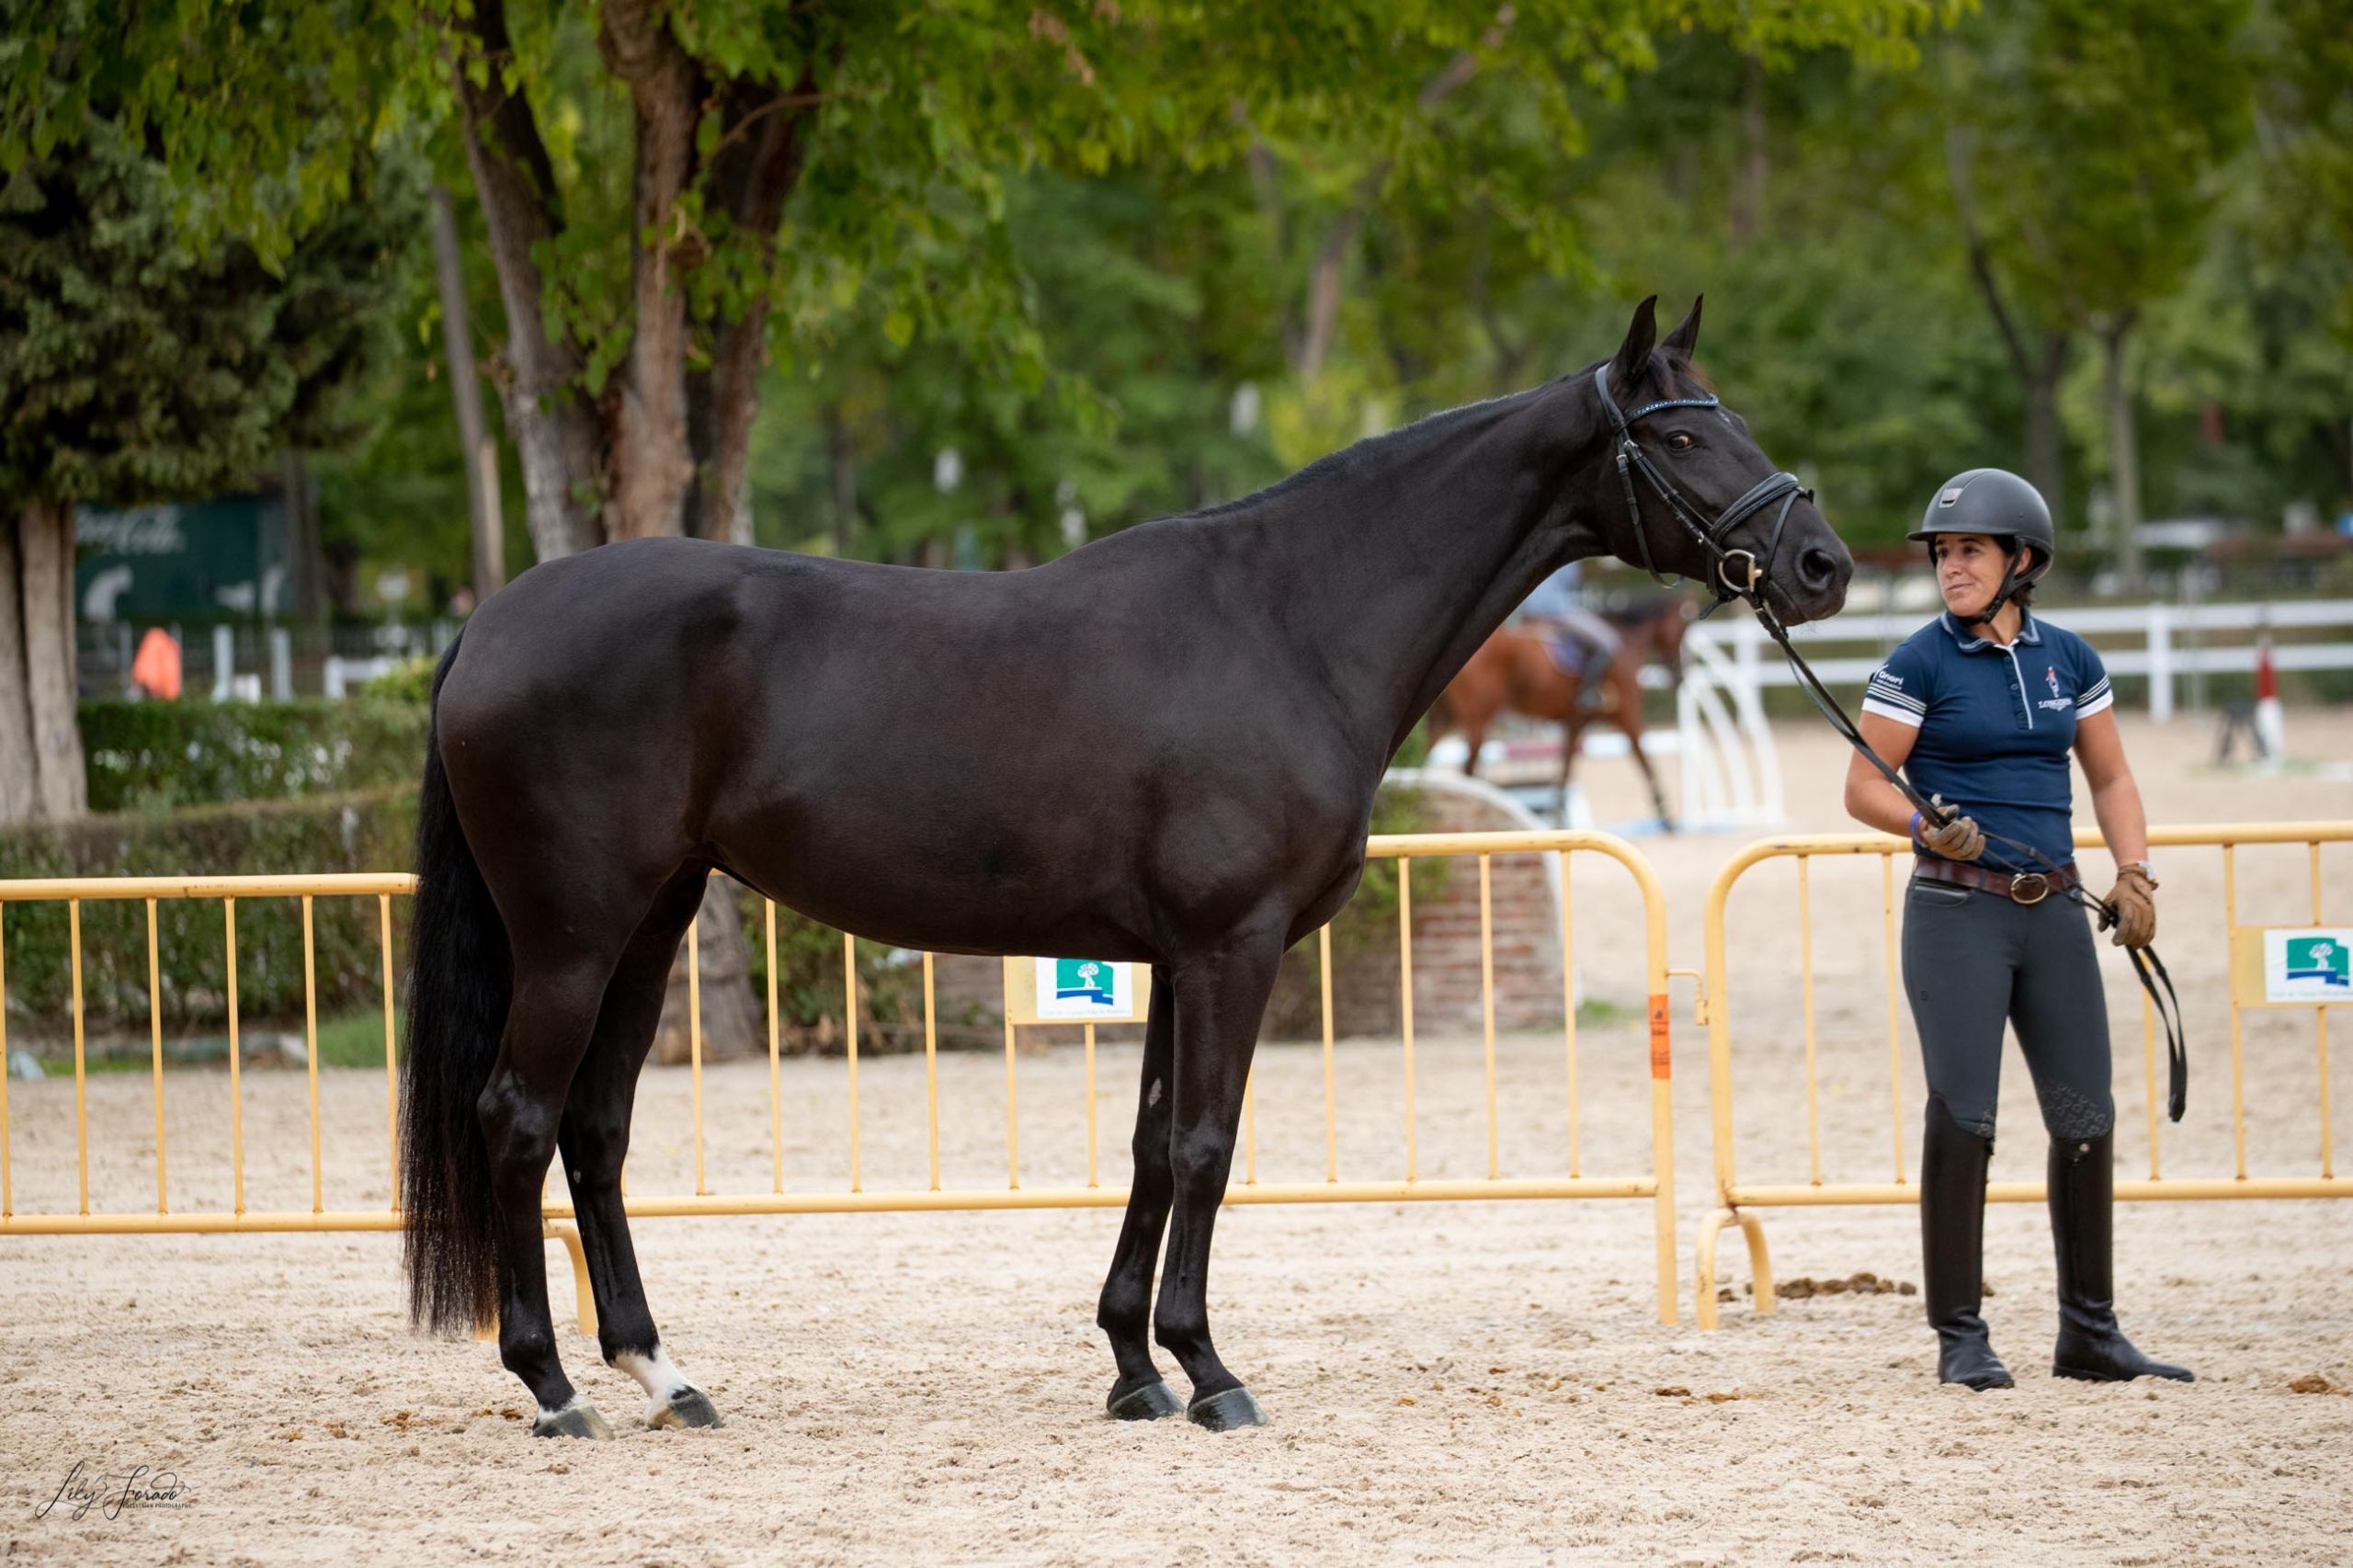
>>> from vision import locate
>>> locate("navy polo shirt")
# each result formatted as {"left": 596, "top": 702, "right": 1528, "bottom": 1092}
{"left": 1859, "top": 610, "right": 2113, "bottom": 871}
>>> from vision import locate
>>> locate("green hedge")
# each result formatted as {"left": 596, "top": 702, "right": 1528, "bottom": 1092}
{"left": 0, "top": 788, "right": 417, "bottom": 1041}
{"left": 80, "top": 698, "right": 430, "bottom": 812}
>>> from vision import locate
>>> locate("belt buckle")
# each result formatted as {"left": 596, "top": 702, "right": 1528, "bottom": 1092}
{"left": 2007, "top": 872, "right": 2050, "bottom": 905}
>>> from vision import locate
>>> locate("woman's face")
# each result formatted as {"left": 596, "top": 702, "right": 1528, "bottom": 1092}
{"left": 1931, "top": 532, "right": 2013, "bottom": 619}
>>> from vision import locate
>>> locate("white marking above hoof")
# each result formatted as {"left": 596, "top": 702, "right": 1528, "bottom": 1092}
{"left": 617, "top": 1344, "right": 694, "bottom": 1421}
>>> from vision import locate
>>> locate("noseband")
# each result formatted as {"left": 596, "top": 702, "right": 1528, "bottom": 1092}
{"left": 1592, "top": 363, "right": 1811, "bottom": 614}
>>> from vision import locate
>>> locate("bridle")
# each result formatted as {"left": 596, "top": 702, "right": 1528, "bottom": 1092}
{"left": 1592, "top": 363, "right": 1810, "bottom": 617}
{"left": 1592, "top": 360, "right": 2190, "bottom": 1121}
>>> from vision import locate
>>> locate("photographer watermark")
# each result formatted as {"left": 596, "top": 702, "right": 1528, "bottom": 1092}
{"left": 33, "top": 1460, "right": 188, "bottom": 1522}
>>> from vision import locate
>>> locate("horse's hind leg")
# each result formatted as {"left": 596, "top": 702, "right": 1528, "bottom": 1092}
{"left": 480, "top": 936, "right": 628, "bottom": 1438}
{"left": 1620, "top": 690, "right": 1675, "bottom": 830}
{"left": 558, "top": 869, "right": 725, "bottom": 1431}
{"left": 1096, "top": 966, "right": 1182, "bottom": 1420}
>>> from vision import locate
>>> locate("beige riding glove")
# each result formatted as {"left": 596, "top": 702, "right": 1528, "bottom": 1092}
{"left": 1917, "top": 811, "right": 1984, "bottom": 862}
{"left": 2106, "top": 864, "right": 2157, "bottom": 948}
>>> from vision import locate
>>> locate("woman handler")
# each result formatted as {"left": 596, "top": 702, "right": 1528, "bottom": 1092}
{"left": 1844, "top": 468, "right": 2192, "bottom": 1391}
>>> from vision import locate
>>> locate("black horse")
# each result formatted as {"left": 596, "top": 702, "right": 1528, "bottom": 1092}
{"left": 399, "top": 295, "right": 1852, "bottom": 1438}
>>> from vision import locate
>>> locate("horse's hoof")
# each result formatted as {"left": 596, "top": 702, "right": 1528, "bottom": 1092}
{"left": 1107, "top": 1380, "right": 1184, "bottom": 1421}
{"left": 648, "top": 1387, "right": 724, "bottom": 1430}
{"left": 531, "top": 1400, "right": 613, "bottom": 1440}
{"left": 1186, "top": 1386, "right": 1268, "bottom": 1432}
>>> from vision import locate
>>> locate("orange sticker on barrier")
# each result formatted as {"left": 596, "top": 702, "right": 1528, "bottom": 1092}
{"left": 1648, "top": 992, "right": 1671, "bottom": 1078}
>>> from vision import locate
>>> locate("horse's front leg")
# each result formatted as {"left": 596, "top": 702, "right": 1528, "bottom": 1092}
{"left": 1154, "top": 925, "right": 1286, "bottom": 1431}
{"left": 1095, "top": 966, "right": 1183, "bottom": 1419}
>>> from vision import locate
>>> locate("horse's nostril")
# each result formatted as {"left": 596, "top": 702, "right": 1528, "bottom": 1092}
{"left": 1800, "top": 547, "right": 1839, "bottom": 588}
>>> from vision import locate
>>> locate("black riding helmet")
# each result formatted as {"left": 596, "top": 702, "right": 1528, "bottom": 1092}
{"left": 1908, "top": 467, "right": 2054, "bottom": 624}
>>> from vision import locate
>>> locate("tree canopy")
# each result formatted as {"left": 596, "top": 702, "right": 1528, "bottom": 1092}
{"left": 5, "top": 0, "right": 2347, "bottom": 601}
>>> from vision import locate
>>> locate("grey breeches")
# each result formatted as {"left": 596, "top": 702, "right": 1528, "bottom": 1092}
{"left": 1899, "top": 876, "right": 2115, "bottom": 1144}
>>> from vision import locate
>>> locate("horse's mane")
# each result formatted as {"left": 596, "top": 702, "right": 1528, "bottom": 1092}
{"left": 1174, "top": 348, "right": 1711, "bottom": 528}
{"left": 1178, "top": 381, "right": 1559, "bottom": 524}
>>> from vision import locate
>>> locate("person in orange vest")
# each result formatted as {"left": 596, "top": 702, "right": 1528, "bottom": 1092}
{"left": 130, "top": 627, "right": 182, "bottom": 700}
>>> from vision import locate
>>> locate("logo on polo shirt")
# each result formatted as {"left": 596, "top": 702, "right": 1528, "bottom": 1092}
{"left": 2037, "top": 663, "right": 2071, "bottom": 712}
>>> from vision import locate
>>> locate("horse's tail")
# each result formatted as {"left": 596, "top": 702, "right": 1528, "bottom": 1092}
{"left": 399, "top": 630, "right": 510, "bottom": 1336}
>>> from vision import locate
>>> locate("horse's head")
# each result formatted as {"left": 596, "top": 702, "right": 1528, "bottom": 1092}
{"left": 1581, "top": 296, "right": 1851, "bottom": 626}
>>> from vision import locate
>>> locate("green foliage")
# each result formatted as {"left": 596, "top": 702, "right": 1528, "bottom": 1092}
{"left": 0, "top": 105, "right": 425, "bottom": 507}
{"left": 356, "top": 656, "right": 441, "bottom": 708}
{"left": 4, "top": 0, "right": 2344, "bottom": 592}
{"left": 0, "top": 789, "right": 418, "bottom": 1040}
{"left": 1940, "top": 0, "right": 2253, "bottom": 324}
{"left": 78, "top": 699, "right": 430, "bottom": 812}
{"left": 733, "top": 889, "right": 930, "bottom": 1053}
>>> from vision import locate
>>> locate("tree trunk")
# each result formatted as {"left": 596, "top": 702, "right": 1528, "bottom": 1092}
{"left": 2099, "top": 313, "right": 2144, "bottom": 593}
{"left": 685, "top": 71, "right": 820, "bottom": 544}
{"left": 599, "top": 0, "right": 699, "bottom": 541}
{"left": 2023, "top": 335, "right": 2069, "bottom": 532}
{"left": 279, "top": 449, "right": 329, "bottom": 636}
{"left": 1281, "top": 6, "right": 1514, "bottom": 390}
{"left": 451, "top": 0, "right": 604, "bottom": 563}
{"left": 1730, "top": 54, "right": 1766, "bottom": 246}
{"left": 651, "top": 876, "right": 765, "bottom": 1065}
{"left": 430, "top": 185, "right": 505, "bottom": 603}
{"left": 1949, "top": 127, "right": 2070, "bottom": 528}
{"left": 0, "top": 500, "right": 87, "bottom": 825}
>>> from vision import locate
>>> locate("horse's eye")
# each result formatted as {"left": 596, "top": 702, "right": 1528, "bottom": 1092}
{"left": 1666, "top": 432, "right": 1695, "bottom": 451}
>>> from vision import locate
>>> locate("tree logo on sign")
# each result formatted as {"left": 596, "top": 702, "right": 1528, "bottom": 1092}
{"left": 1053, "top": 959, "right": 1118, "bottom": 1006}
{"left": 2284, "top": 937, "right": 2348, "bottom": 989}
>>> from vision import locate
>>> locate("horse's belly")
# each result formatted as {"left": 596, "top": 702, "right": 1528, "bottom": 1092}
{"left": 708, "top": 763, "right": 1154, "bottom": 960}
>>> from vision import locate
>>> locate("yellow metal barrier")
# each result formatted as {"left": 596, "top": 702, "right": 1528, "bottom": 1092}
{"left": 1694, "top": 822, "right": 2353, "bottom": 1330}
{"left": 0, "top": 830, "right": 1678, "bottom": 1328}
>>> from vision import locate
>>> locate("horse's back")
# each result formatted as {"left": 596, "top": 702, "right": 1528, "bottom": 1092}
{"left": 430, "top": 535, "right": 1355, "bottom": 955}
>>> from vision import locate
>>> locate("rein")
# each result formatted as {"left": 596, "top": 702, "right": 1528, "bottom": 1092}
{"left": 1594, "top": 362, "right": 2188, "bottom": 1121}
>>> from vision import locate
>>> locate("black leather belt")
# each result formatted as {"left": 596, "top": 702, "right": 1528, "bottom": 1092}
{"left": 1914, "top": 856, "right": 2081, "bottom": 906}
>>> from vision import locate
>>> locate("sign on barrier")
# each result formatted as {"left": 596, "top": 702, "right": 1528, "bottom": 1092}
{"left": 1692, "top": 822, "right": 2353, "bottom": 1331}
{"left": 0, "top": 830, "right": 1680, "bottom": 1332}
{"left": 2233, "top": 926, "right": 2353, "bottom": 1006}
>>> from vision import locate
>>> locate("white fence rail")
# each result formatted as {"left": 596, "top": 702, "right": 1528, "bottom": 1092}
{"left": 1702, "top": 598, "right": 2353, "bottom": 722}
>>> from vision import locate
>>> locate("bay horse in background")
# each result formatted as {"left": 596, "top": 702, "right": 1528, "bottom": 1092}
{"left": 1427, "top": 597, "right": 1690, "bottom": 830}
{"left": 397, "top": 295, "right": 1851, "bottom": 1441}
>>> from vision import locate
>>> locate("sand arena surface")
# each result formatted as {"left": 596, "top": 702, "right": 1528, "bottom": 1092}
{"left": 4, "top": 712, "right": 2350, "bottom": 1564}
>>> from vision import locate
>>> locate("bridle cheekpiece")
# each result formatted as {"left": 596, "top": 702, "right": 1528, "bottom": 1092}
{"left": 1592, "top": 363, "right": 1811, "bottom": 618}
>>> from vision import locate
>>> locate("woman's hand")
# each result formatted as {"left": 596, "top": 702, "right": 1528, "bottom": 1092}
{"left": 1919, "top": 812, "right": 1984, "bottom": 861}
{"left": 2105, "top": 864, "right": 2157, "bottom": 947}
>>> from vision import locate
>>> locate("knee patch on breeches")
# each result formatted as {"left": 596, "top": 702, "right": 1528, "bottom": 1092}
{"left": 2038, "top": 1080, "right": 2114, "bottom": 1143}
{"left": 1927, "top": 1092, "right": 1997, "bottom": 1145}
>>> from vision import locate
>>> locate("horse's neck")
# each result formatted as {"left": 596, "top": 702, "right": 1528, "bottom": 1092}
{"left": 1237, "top": 384, "right": 1611, "bottom": 763}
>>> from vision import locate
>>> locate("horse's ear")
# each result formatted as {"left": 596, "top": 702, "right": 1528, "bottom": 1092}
{"left": 1610, "top": 295, "right": 1659, "bottom": 394}
{"left": 1662, "top": 294, "right": 1703, "bottom": 364}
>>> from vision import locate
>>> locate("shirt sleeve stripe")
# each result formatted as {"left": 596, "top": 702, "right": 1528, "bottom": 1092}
{"left": 2074, "top": 676, "right": 2111, "bottom": 709}
{"left": 1864, "top": 681, "right": 1926, "bottom": 714}
{"left": 1860, "top": 695, "right": 1926, "bottom": 728}
{"left": 2075, "top": 687, "right": 2115, "bottom": 719}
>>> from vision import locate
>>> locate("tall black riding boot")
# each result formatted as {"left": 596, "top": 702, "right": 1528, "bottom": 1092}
{"left": 2049, "top": 1132, "right": 2194, "bottom": 1383}
{"left": 1921, "top": 1097, "right": 2013, "bottom": 1391}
